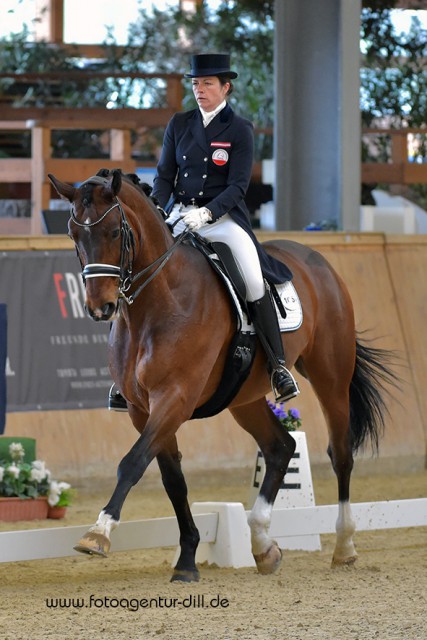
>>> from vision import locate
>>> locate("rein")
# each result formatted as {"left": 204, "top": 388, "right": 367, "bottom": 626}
{"left": 119, "top": 230, "right": 189, "bottom": 305}
{"left": 71, "top": 186, "right": 189, "bottom": 305}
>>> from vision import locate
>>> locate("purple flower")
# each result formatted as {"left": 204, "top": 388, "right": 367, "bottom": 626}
{"left": 289, "top": 408, "right": 301, "bottom": 420}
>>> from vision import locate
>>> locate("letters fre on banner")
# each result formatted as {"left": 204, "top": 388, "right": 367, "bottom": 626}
{"left": 0, "top": 251, "right": 111, "bottom": 412}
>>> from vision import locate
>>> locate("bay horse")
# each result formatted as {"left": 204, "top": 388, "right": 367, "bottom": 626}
{"left": 48, "top": 168, "right": 396, "bottom": 582}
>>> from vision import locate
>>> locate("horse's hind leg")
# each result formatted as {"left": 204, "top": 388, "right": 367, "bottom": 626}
{"left": 327, "top": 429, "right": 357, "bottom": 566}
{"left": 230, "top": 398, "right": 296, "bottom": 575}
{"left": 157, "top": 437, "right": 200, "bottom": 583}
{"left": 303, "top": 354, "right": 358, "bottom": 566}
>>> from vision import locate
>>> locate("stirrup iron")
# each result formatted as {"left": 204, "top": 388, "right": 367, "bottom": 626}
{"left": 271, "top": 365, "right": 300, "bottom": 403}
{"left": 108, "top": 384, "right": 128, "bottom": 412}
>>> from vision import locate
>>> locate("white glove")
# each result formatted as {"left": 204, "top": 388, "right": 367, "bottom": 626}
{"left": 182, "top": 207, "right": 212, "bottom": 231}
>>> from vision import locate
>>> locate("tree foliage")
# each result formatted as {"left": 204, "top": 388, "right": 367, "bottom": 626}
{"left": 360, "top": 7, "right": 427, "bottom": 128}
{"left": 360, "top": 6, "right": 427, "bottom": 207}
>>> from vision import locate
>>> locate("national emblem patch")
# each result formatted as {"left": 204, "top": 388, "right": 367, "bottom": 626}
{"left": 212, "top": 148, "right": 229, "bottom": 166}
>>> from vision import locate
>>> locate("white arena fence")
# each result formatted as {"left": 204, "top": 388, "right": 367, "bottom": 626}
{"left": 1, "top": 498, "right": 426, "bottom": 567}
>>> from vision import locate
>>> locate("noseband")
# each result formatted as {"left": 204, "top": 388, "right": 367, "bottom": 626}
{"left": 70, "top": 176, "right": 188, "bottom": 305}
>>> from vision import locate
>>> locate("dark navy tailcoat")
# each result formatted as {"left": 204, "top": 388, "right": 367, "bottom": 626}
{"left": 152, "top": 104, "right": 292, "bottom": 284}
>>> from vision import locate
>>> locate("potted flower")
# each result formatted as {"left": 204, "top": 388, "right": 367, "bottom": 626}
{"left": 0, "top": 442, "right": 73, "bottom": 522}
{"left": 47, "top": 480, "right": 73, "bottom": 519}
{"left": 267, "top": 400, "right": 302, "bottom": 431}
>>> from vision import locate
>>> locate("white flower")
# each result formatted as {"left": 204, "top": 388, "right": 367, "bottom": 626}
{"left": 7, "top": 464, "right": 21, "bottom": 479}
{"left": 47, "top": 480, "right": 61, "bottom": 506}
{"left": 48, "top": 480, "right": 71, "bottom": 506}
{"left": 30, "top": 468, "right": 46, "bottom": 483}
{"left": 58, "top": 481, "right": 71, "bottom": 492}
{"left": 30, "top": 460, "right": 50, "bottom": 482}
{"left": 9, "top": 442, "right": 25, "bottom": 462}
{"left": 0, "top": 466, "right": 4, "bottom": 482}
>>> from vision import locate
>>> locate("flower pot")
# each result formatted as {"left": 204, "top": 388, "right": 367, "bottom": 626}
{"left": 47, "top": 505, "right": 67, "bottom": 519}
{"left": 0, "top": 496, "right": 48, "bottom": 522}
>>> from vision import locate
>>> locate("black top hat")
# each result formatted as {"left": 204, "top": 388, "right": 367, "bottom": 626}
{"left": 184, "top": 54, "right": 238, "bottom": 79}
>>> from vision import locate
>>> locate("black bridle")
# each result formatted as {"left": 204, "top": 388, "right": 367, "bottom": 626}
{"left": 70, "top": 177, "right": 188, "bottom": 305}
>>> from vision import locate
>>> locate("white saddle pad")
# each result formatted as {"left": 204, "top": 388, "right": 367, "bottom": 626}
{"left": 207, "top": 254, "right": 303, "bottom": 333}
{"left": 242, "top": 281, "right": 303, "bottom": 334}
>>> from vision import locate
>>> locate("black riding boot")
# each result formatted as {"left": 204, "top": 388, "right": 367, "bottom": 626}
{"left": 248, "top": 290, "right": 300, "bottom": 403}
{"left": 108, "top": 384, "right": 128, "bottom": 412}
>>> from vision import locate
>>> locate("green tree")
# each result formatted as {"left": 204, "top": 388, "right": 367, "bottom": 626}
{"left": 360, "top": 4, "right": 427, "bottom": 207}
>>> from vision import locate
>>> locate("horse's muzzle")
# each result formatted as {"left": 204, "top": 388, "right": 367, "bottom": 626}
{"left": 85, "top": 301, "right": 118, "bottom": 322}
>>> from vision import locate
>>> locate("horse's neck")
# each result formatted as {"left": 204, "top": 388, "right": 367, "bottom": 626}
{"left": 128, "top": 205, "right": 184, "bottom": 300}
{"left": 129, "top": 202, "right": 173, "bottom": 266}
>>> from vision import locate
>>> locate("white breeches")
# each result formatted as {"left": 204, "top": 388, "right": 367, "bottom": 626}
{"left": 167, "top": 205, "right": 265, "bottom": 301}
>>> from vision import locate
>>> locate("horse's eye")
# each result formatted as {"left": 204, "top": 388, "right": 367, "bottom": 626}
{"left": 112, "top": 228, "right": 120, "bottom": 240}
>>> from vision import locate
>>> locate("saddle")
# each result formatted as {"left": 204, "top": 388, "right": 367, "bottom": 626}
{"left": 186, "top": 233, "right": 303, "bottom": 420}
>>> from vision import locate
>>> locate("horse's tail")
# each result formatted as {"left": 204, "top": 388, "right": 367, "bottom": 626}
{"left": 349, "top": 337, "right": 400, "bottom": 453}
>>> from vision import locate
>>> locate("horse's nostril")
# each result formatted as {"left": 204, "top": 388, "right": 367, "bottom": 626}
{"left": 102, "top": 302, "right": 116, "bottom": 318}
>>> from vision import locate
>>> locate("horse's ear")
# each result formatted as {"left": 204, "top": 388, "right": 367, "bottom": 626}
{"left": 107, "top": 169, "right": 122, "bottom": 197}
{"left": 48, "top": 174, "right": 76, "bottom": 202}
{"left": 96, "top": 168, "right": 110, "bottom": 178}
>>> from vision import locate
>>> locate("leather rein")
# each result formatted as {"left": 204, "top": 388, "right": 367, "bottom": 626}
{"left": 70, "top": 180, "right": 188, "bottom": 305}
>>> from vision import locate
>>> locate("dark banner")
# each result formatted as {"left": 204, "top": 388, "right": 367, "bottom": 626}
{"left": 0, "top": 304, "right": 6, "bottom": 431}
{"left": 0, "top": 251, "right": 111, "bottom": 412}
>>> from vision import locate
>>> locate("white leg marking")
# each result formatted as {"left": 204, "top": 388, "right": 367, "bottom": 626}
{"left": 247, "top": 496, "right": 273, "bottom": 556}
{"left": 88, "top": 510, "right": 119, "bottom": 539}
{"left": 334, "top": 500, "right": 357, "bottom": 560}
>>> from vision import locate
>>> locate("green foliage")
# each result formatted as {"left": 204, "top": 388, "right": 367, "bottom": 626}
{"left": 0, "top": 25, "right": 75, "bottom": 73}
{"left": 360, "top": 8, "right": 427, "bottom": 128}
{"left": 360, "top": 7, "right": 427, "bottom": 209}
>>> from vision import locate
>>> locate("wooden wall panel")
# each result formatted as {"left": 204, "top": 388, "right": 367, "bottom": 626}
{"left": 305, "top": 238, "right": 425, "bottom": 464}
{"left": 385, "top": 237, "right": 427, "bottom": 444}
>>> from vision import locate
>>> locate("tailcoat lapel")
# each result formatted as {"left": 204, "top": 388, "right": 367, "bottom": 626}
{"left": 188, "top": 110, "right": 209, "bottom": 153}
{"left": 205, "top": 103, "right": 233, "bottom": 142}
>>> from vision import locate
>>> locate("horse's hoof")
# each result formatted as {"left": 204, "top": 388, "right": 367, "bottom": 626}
{"left": 254, "top": 542, "right": 282, "bottom": 575}
{"left": 170, "top": 568, "right": 200, "bottom": 583}
{"left": 331, "top": 553, "right": 358, "bottom": 567}
{"left": 73, "top": 532, "right": 111, "bottom": 558}
{"left": 170, "top": 567, "right": 200, "bottom": 583}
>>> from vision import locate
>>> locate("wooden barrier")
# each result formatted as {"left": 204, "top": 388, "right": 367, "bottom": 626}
{"left": 1, "top": 498, "right": 426, "bottom": 564}
{"left": 1, "top": 232, "right": 426, "bottom": 481}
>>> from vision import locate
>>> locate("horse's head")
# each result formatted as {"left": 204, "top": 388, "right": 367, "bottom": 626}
{"left": 48, "top": 169, "right": 134, "bottom": 322}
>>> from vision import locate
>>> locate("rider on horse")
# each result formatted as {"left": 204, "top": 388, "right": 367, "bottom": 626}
{"left": 109, "top": 53, "right": 299, "bottom": 411}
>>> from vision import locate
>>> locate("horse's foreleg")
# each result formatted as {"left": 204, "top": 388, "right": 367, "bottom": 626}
{"left": 157, "top": 439, "right": 200, "bottom": 583}
{"left": 231, "top": 400, "right": 296, "bottom": 575}
{"left": 74, "top": 432, "right": 152, "bottom": 557}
